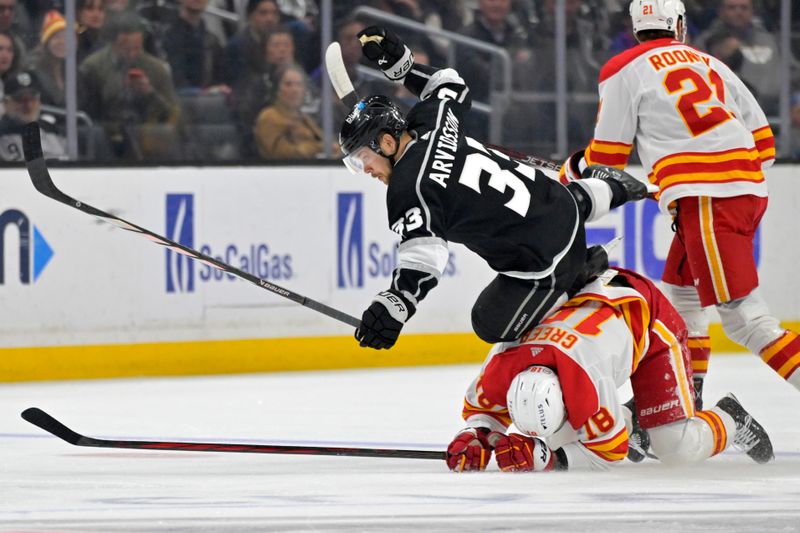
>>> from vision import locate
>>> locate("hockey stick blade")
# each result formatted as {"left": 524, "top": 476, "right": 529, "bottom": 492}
{"left": 21, "top": 407, "right": 446, "bottom": 460}
{"left": 21, "top": 122, "right": 360, "bottom": 328}
{"left": 325, "top": 42, "right": 360, "bottom": 108}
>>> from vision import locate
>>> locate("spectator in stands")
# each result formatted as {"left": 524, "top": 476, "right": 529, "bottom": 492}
{"left": 79, "top": 13, "right": 179, "bottom": 160}
{"left": 163, "top": 0, "right": 229, "bottom": 94}
{"left": 26, "top": 10, "right": 66, "bottom": 108}
{"left": 225, "top": 0, "right": 281, "bottom": 84}
{"left": 695, "top": 0, "right": 788, "bottom": 115}
{"left": 607, "top": 8, "right": 637, "bottom": 54}
{"left": 510, "top": 0, "right": 604, "bottom": 151}
{"left": 234, "top": 26, "right": 295, "bottom": 156}
{"left": 0, "top": 70, "right": 66, "bottom": 161}
{"left": 455, "top": 0, "right": 531, "bottom": 138}
{"left": 0, "top": 0, "right": 27, "bottom": 61}
{"left": 253, "top": 63, "right": 328, "bottom": 160}
{"left": 273, "top": 0, "right": 317, "bottom": 72}
{"left": 0, "top": 29, "right": 21, "bottom": 115}
{"left": 425, "top": 0, "right": 468, "bottom": 32}
{"left": 77, "top": 0, "right": 107, "bottom": 63}
{"left": 367, "top": 0, "right": 447, "bottom": 66}
{"left": 102, "top": 0, "right": 159, "bottom": 56}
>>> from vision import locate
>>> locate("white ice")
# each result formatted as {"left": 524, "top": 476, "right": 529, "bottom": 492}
{"left": 1, "top": 354, "right": 798, "bottom": 532}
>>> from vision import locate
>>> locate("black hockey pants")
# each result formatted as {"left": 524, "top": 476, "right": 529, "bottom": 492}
{"left": 470, "top": 235, "right": 589, "bottom": 344}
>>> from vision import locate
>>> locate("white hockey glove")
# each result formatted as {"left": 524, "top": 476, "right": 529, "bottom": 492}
{"left": 357, "top": 26, "right": 414, "bottom": 81}
{"left": 355, "top": 290, "right": 415, "bottom": 350}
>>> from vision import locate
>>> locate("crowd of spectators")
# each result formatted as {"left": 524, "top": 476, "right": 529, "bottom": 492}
{"left": 0, "top": 0, "right": 796, "bottom": 163}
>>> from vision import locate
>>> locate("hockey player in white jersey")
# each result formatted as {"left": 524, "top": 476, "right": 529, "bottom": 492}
{"left": 446, "top": 267, "right": 774, "bottom": 472}
{"left": 339, "top": 26, "right": 656, "bottom": 351}
{"left": 559, "top": 0, "right": 799, "bottom": 407}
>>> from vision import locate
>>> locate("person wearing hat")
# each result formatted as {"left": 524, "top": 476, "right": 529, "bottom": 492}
{"left": 25, "top": 10, "right": 66, "bottom": 107}
{"left": 0, "top": 70, "right": 67, "bottom": 161}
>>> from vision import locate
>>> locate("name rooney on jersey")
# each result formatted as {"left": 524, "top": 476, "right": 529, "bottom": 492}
{"left": 428, "top": 108, "right": 460, "bottom": 188}
{"left": 647, "top": 47, "right": 710, "bottom": 72}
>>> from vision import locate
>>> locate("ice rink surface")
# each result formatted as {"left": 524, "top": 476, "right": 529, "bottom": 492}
{"left": 1, "top": 353, "right": 799, "bottom": 533}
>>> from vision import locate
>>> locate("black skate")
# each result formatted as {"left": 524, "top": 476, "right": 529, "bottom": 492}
{"left": 693, "top": 376, "right": 704, "bottom": 410}
{"left": 624, "top": 398, "right": 653, "bottom": 463}
{"left": 716, "top": 393, "right": 774, "bottom": 464}
{"left": 581, "top": 165, "right": 654, "bottom": 208}
{"left": 568, "top": 245, "right": 610, "bottom": 296}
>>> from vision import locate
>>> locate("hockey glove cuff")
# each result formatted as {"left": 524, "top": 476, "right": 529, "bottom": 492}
{"left": 559, "top": 149, "right": 586, "bottom": 184}
{"left": 493, "top": 433, "right": 556, "bottom": 472}
{"left": 446, "top": 427, "right": 495, "bottom": 472}
{"left": 355, "top": 290, "right": 415, "bottom": 350}
{"left": 581, "top": 165, "right": 658, "bottom": 209}
{"left": 357, "top": 26, "right": 414, "bottom": 81}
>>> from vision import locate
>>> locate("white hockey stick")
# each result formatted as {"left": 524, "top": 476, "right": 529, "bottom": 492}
{"left": 325, "top": 42, "right": 360, "bottom": 109}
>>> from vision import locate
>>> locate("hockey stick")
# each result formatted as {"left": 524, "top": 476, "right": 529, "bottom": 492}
{"left": 324, "top": 42, "right": 564, "bottom": 172}
{"left": 325, "top": 42, "right": 360, "bottom": 109}
{"left": 21, "top": 407, "right": 447, "bottom": 460}
{"left": 21, "top": 122, "right": 361, "bottom": 328}
{"left": 485, "top": 144, "right": 563, "bottom": 173}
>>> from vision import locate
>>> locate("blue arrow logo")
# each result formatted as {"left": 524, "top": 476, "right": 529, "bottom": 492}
{"left": 33, "top": 225, "right": 53, "bottom": 282}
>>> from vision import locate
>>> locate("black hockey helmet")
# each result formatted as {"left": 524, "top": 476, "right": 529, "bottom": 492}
{"left": 339, "top": 95, "right": 407, "bottom": 172}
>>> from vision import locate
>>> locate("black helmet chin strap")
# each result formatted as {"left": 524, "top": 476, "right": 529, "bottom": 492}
{"left": 374, "top": 131, "right": 402, "bottom": 167}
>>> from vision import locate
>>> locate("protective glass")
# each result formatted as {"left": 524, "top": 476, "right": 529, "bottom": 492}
{"left": 343, "top": 145, "right": 381, "bottom": 175}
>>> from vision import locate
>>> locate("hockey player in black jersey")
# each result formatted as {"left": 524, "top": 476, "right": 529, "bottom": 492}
{"left": 343, "top": 27, "right": 656, "bottom": 350}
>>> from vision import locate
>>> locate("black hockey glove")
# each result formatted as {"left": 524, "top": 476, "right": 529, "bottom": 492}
{"left": 357, "top": 26, "right": 414, "bottom": 81}
{"left": 355, "top": 290, "right": 415, "bottom": 350}
{"left": 581, "top": 164, "right": 657, "bottom": 209}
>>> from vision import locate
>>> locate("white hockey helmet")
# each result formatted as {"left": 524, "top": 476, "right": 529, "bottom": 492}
{"left": 506, "top": 366, "right": 567, "bottom": 438}
{"left": 629, "top": 0, "right": 686, "bottom": 36}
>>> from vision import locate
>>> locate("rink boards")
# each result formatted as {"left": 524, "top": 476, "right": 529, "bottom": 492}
{"left": 1, "top": 164, "right": 798, "bottom": 381}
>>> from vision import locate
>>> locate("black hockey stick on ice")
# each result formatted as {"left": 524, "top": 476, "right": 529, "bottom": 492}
{"left": 325, "top": 42, "right": 564, "bottom": 173}
{"left": 21, "top": 407, "right": 446, "bottom": 460}
{"left": 22, "top": 122, "right": 360, "bottom": 328}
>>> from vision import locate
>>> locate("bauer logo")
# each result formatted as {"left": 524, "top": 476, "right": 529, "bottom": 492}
{"left": 165, "top": 193, "right": 194, "bottom": 293}
{"left": 337, "top": 192, "right": 364, "bottom": 288}
{"left": 0, "top": 209, "right": 54, "bottom": 285}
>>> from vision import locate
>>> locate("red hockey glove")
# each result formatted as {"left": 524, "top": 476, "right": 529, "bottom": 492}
{"left": 493, "top": 433, "right": 556, "bottom": 472}
{"left": 446, "top": 428, "right": 495, "bottom": 472}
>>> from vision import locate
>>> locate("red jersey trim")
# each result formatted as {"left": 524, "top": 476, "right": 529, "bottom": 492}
{"left": 599, "top": 38, "right": 681, "bottom": 83}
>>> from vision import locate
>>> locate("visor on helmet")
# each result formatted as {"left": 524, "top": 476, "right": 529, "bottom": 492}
{"left": 343, "top": 145, "right": 383, "bottom": 175}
